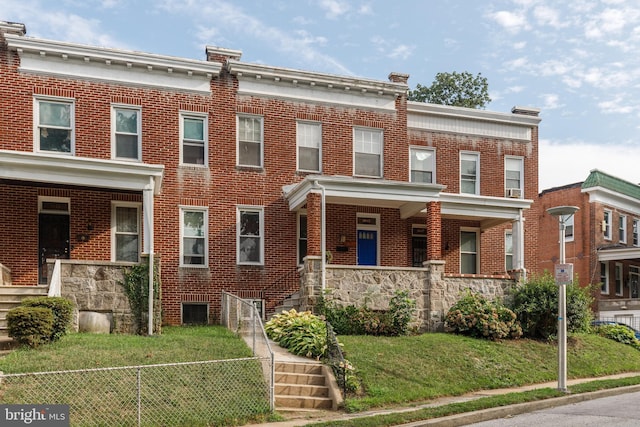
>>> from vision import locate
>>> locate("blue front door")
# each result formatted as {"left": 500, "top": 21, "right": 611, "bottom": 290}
{"left": 357, "top": 230, "right": 377, "bottom": 265}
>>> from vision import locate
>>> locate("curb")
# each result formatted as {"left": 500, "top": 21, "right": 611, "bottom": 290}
{"left": 399, "top": 383, "right": 640, "bottom": 426}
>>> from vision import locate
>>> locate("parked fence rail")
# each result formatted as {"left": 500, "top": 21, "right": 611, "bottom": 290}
{"left": 221, "top": 291, "right": 275, "bottom": 410}
{"left": 0, "top": 357, "right": 271, "bottom": 426}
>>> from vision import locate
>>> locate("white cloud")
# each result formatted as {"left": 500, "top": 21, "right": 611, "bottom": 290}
{"left": 489, "top": 10, "right": 529, "bottom": 33}
{"left": 539, "top": 139, "right": 640, "bottom": 190}
{"left": 533, "top": 5, "right": 566, "bottom": 28}
{"left": 540, "top": 93, "right": 562, "bottom": 110}
{"left": 388, "top": 44, "right": 414, "bottom": 60}
{"left": 318, "top": 0, "right": 350, "bottom": 19}
{"left": 597, "top": 96, "right": 635, "bottom": 114}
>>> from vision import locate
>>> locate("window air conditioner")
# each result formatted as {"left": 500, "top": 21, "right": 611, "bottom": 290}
{"left": 506, "top": 188, "right": 521, "bottom": 198}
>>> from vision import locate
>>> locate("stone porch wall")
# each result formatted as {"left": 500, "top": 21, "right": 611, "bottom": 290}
{"left": 300, "top": 257, "right": 515, "bottom": 332}
{"left": 50, "top": 260, "right": 161, "bottom": 334}
{"left": 0, "top": 263, "right": 11, "bottom": 286}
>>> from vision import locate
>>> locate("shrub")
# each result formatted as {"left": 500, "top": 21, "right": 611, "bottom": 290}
{"left": 594, "top": 324, "right": 640, "bottom": 350}
{"left": 318, "top": 290, "right": 416, "bottom": 336}
{"left": 120, "top": 262, "right": 160, "bottom": 335}
{"left": 7, "top": 306, "right": 54, "bottom": 348}
{"left": 445, "top": 290, "right": 522, "bottom": 340}
{"left": 21, "top": 296, "right": 73, "bottom": 342}
{"left": 265, "top": 309, "right": 327, "bottom": 359}
{"left": 510, "top": 273, "right": 593, "bottom": 339}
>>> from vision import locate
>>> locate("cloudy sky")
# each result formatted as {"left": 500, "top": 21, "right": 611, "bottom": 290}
{"left": 4, "top": 0, "right": 640, "bottom": 191}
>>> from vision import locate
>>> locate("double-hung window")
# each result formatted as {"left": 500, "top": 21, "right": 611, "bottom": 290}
{"left": 180, "top": 207, "right": 208, "bottom": 267}
{"left": 565, "top": 215, "right": 575, "bottom": 242}
{"left": 633, "top": 219, "right": 639, "bottom": 246}
{"left": 615, "top": 263, "right": 623, "bottom": 295}
{"left": 600, "top": 262, "right": 609, "bottom": 294}
{"left": 505, "top": 157, "right": 523, "bottom": 198}
{"left": 410, "top": 147, "right": 435, "bottom": 183}
{"left": 604, "top": 210, "right": 612, "bottom": 240}
{"left": 237, "top": 115, "right": 263, "bottom": 167}
{"left": 181, "top": 113, "right": 207, "bottom": 165}
{"left": 35, "top": 97, "right": 74, "bottom": 154}
{"left": 238, "top": 206, "right": 264, "bottom": 265}
{"left": 619, "top": 214, "right": 627, "bottom": 243}
{"left": 354, "top": 128, "right": 383, "bottom": 178}
{"left": 112, "top": 106, "right": 141, "bottom": 161}
{"left": 297, "top": 122, "right": 321, "bottom": 172}
{"left": 505, "top": 231, "right": 513, "bottom": 271}
{"left": 298, "top": 212, "right": 307, "bottom": 265}
{"left": 460, "top": 229, "right": 479, "bottom": 274}
{"left": 112, "top": 203, "right": 140, "bottom": 262}
{"left": 460, "top": 152, "right": 479, "bottom": 194}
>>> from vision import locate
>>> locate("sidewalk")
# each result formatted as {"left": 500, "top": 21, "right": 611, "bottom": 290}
{"left": 250, "top": 370, "right": 640, "bottom": 427}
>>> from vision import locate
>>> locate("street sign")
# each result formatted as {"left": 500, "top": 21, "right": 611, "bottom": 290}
{"left": 555, "top": 263, "right": 573, "bottom": 285}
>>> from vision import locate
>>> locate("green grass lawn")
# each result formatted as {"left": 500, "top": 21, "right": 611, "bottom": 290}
{"left": 2, "top": 327, "right": 640, "bottom": 426}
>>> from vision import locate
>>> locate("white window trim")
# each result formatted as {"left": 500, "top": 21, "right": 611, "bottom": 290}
{"left": 460, "top": 227, "right": 480, "bottom": 274}
{"left": 564, "top": 215, "right": 575, "bottom": 243}
{"left": 179, "top": 206, "right": 209, "bottom": 268}
{"left": 601, "top": 262, "right": 609, "bottom": 294}
{"left": 504, "top": 156, "right": 524, "bottom": 198}
{"left": 236, "top": 114, "right": 264, "bottom": 168}
{"left": 356, "top": 212, "right": 381, "bottom": 266}
{"left": 296, "top": 121, "right": 322, "bottom": 173}
{"left": 237, "top": 205, "right": 264, "bottom": 266}
{"left": 34, "top": 95, "right": 76, "bottom": 155}
{"left": 111, "top": 104, "right": 142, "bottom": 161}
{"left": 38, "top": 196, "right": 70, "bottom": 214}
{"left": 619, "top": 214, "right": 627, "bottom": 244}
{"left": 615, "top": 262, "right": 623, "bottom": 296}
{"left": 634, "top": 219, "right": 639, "bottom": 247}
{"left": 460, "top": 151, "right": 480, "bottom": 195}
{"left": 180, "top": 111, "right": 208, "bottom": 167}
{"left": 604, "top": 209, "right": 612, "bottom": 240}
{"left": 297, "top": 210, "right": 307, "bottom": 266}
{"left": 111, "top": 201, "right": 141, "bottom": 263}
{"left": 409, "top": 146, "right": 436, "bottom": 183}
{"left": 353, "top": 127, "right": 384, "bottom": 178}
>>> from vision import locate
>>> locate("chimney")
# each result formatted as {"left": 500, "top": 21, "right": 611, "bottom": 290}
{"left": 205, "top": 46, "right": 242, "bottom": 64}
{"left": 0, "top": 21, "right": 26, "bottom": 36}
{"left": 388, "top": 72, "right": 409, "bottom": 84}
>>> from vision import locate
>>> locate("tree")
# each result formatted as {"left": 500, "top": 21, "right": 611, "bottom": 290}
{"left": 408, "top": 71, "right": 491, "bottom": 109}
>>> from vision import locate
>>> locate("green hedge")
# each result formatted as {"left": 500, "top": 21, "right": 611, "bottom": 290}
{"left": 7, "top": 306, "right": 54, "bottom": 348}
{"left": 21, "top": 296, "right": 73, "bottom": 342}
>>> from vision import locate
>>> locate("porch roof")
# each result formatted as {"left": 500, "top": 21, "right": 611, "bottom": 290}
{"left": 0, "top": 150, "right": 164, "bottom": 194}
{"left": 597, "top": 246, "right": 640, "bottom": 262}
{"left": 282, "top": 175, "right": 533, "bottom": 227}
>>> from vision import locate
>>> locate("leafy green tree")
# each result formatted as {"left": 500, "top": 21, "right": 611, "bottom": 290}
{"left": 408, "top": 71, "right": 491, "bottom": 109}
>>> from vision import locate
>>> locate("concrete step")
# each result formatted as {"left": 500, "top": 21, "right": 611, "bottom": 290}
{"left": 275, "top": 395, "right": 333, "bottom": 410}
{"left": 276, "top": 362, "right": 323, "bottom": 375}
{"left": 0, "top": 285, "right": 49, "bottom": 295}
{"left": 276, "top": 383, "right": 329, "bottom": 398}
{"left": 275, "top": 372, "right": 326, "bottom": 386}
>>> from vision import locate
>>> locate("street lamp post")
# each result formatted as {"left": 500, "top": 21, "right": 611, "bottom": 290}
{"left": 546, "top": 206, "right": 579, "bottom": 393}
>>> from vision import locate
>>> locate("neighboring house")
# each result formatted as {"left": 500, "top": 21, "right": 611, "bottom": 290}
{"left": 538, "top": 169, "right": 640, "bottom": 328}
{"left": 0, "top": 21, "right": 541, "bottom": 331}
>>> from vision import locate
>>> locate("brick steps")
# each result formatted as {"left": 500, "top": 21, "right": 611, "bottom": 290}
{"left": 274, "top": 361, "right": 337, "bottom": 411}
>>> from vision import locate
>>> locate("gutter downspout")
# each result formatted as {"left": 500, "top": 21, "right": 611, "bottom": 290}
{"left": 314, "top": 180, "right": 326, "bottom": 291}
{"left": 144, "top": 177, "right": 155, "bottom": 336}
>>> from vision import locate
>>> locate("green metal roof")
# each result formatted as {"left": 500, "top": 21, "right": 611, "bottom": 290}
{"left": 582, "top": 169, "right": 640, "bottom": 200}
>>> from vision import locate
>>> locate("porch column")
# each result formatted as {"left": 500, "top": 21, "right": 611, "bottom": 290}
{"left": 143, "top": 177, "right": 155, "bottom": 335}
{"left": 426, "top": 201, "right": 442, "bottom": 261}
{"left": 513, "top": 209, "right": 526, "bottom": 278}
{"left": 306, "top": 192, "right": 322, "bottom": 257}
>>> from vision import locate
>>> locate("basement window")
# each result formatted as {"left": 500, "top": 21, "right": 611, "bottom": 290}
{"left": 182, "top": 303, "right": 209, "bottom": 325}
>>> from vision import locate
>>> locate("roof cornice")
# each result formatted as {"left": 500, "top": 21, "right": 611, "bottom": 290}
{"left": 4, "top": 33, "right": 222, "bottom": 78}
{"left": 407, "top": 101, "right": 541, "bottom": 127}
{"left": 227, "top": 60, "right": 407, "bottom": 97}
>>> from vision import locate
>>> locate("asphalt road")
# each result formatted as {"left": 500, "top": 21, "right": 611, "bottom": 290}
{"left": 467, "top": 390, "right": 640, "bottom": 426}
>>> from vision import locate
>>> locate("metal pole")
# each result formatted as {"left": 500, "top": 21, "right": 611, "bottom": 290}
{"left": 558, "top": 218, "right": 567, "bottom": 392}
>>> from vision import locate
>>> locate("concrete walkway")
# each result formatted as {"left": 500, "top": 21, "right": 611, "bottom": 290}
{"left": 249, "top": 371, "right": 640, "bottom": 427}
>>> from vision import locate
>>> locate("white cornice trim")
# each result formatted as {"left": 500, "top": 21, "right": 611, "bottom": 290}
{"left": 582, "top": 186, "right": 640, "bottom": 214}
{"left": 0, "top": 150, "right": 164, "bottom": 194}
{"left": 227, "top": 60, "right": 407, "bottom": 97}
{"left": 5, "top": 33, "right": 222, "bottom": 78}
{"left": 407, "top": 102, "right": 541, "bottom": 127}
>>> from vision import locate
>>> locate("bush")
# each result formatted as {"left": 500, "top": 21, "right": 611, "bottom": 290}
{"left": 594, "top": 324, "right": 640, "bottom": 350}
{"left": 510, "top": 273, "right": 593, "bottom": 339}
{"left": 265, "top": 309, "right": 327, "bottom": 359}
{"left": 7, "top": 306, "right": 54, "bottom": 348}
{"left": 21, "top": 296, "right": 73, "bottom": 342}
{"left": 445, "top": 290, "right": 522, "bottom": 340}
{"left": 319, "top": 290, "right": 416, "bottom": 336}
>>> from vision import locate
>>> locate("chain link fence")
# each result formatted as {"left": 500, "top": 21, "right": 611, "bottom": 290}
{"left": 0, "top": 357, "right": 271, "bottom": 426}
{"left": 220, "top": 291, "right": 275, "bottom": 410}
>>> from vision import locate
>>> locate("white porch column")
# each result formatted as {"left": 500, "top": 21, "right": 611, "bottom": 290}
{"left": 143, "top": 177, "right": 155, "bottom": 335}
{"left": 513, "top": 209, "right": 526, "bottom": 278}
